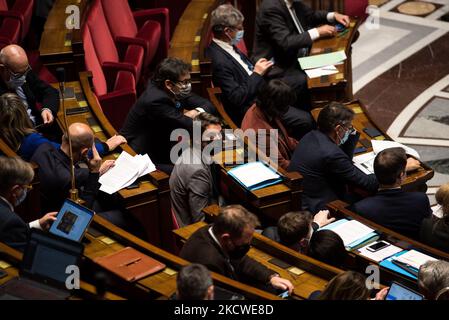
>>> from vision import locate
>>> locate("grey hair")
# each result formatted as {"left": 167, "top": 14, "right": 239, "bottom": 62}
{"left": 418, "top": 260, "right": 449, "bottom": 299}
{"left": 210, "top": 4, "right": 244, "bottom": 34}
{"left": 0, "top": 156, "right": 34, "bottom": 194}
{"left": 176, "top": 264, "right": 213, "bottom": 300}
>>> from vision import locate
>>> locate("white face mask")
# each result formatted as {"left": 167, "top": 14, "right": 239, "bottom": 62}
{"left": 7, "top": 74, "right": 26, "bottom": 89}
{"left": 15, "top": 188, "right": 28, "bottom": 206}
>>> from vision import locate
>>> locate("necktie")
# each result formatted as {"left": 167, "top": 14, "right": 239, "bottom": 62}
{"left": 232, "top": 45, "right": 254, "bottom": 71}
{"left": 287, "top": 3, "right": 309, "bottom": 58}
{"left": 16, "top": 86, "right": 36, "bottom": 124}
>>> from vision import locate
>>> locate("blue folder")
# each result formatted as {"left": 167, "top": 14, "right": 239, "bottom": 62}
{"left": 379, "top": 251, "right": 417, "bottom": 280}
{"left": 320, "top": 219, "right": 378, "bottom": 250}
{"left": 228, "top": 162, "right": 283, "bottom": 191}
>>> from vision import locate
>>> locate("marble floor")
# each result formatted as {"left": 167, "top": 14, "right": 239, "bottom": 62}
{"left": 353, "top": 0, "right": 449, "bottom": 205}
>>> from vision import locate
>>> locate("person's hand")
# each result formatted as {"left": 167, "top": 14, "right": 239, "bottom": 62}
{"left": 41, "top": 109, "right": 54, "bottom": 125}
{"left": 106, "top": 135, "right": 127, "bottom": 151}
{"left": 313, "top": 210, "right": 336, "bottom": 228}
{"left": 374, "top": 287, "right": 389, "bottom": 300}
{"left": 253, "top": 58, "right": 274, "bottom": 76}
{"left": 317, "top": 24, "right": 336, "bottom": 37}
{"left": 87, "top": 143, "right": 102, "bottom": 173}
{"left": 39, "top": 212, "right": 58, "bottom": 230}
{"left": 184, "top": 109, "right": 200, "bottom": 119}
{"left": 334, "top": 12, "right": 350, "bottom": 27}
{"left": 99, "top": 160, "right": 115, "bottom": 176}
{"left": 270, "top": 275, "right": 294, "bottom": 295}
{"left": 406, "top": 157, "right": 420, "bottom": 172}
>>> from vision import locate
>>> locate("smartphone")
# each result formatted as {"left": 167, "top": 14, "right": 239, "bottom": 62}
{"left": 366, "top": 241, "right": 389, "bottom": 252}
{"left": 335, "top": 23, "right": 346, "bottom": 32}
{"left": 386, "top": 281, "right": 424, "bottom": 300}
{"left": 278, "top": 290, "right": 289, "bottom": 299}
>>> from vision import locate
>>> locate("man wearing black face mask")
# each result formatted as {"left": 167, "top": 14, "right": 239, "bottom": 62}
{"left": 180, "top": 205, "right": 294, "bottom": 295}
{"left": 120, "top": 57, "right": 216, "bottom": 174}
{"left": 0, "top": 156, "right": 57, "bottom": 251}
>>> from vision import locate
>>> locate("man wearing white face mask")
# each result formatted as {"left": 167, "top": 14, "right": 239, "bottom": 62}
{"left": 0, "top": 156, "right": 57, "bottom": 251}
{"left": 288, "top": 102, "right": 379, "bottom": 213}
{"left": 0, "top": 45, "right": 60, "bottom": 137}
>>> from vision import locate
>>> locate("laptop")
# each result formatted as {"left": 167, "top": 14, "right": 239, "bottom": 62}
{"left": 0, "top": 229, "right": 84, "bottom": 300}
{"left": 49, "top": 199, "right": 95, "bottom": 242}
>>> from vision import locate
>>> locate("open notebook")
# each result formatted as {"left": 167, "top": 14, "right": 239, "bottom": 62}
{"left": 228, "top": 162, "right": 283, "bottom": 191}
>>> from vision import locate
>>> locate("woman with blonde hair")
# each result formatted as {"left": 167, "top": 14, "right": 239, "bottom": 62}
{"left": 420, "top": 183, "right": 449, "bottom": 253}
{"left": 0, "top": 93, "right": 125, "bottom": 160}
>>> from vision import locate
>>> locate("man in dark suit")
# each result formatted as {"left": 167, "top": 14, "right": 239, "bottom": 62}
{"left": 0, "top": 156, "right": 57, "bottom": 251}
{"left": 351, "top": 147, "right": 430, "bottom": 239}
{"left": 288, "top": 102, "right": 379, "bottom": 212}
{"left": 206, "top": 4, "right": 314, "bottom": 139}
{"left": 31, "top": 123, "right": 117, "bottom": 213}
{"left": 0, "top": 45, "right": 60, "bottom": 138}
{"left": 180, "top": 205, "right": 294, "bottom": 294}
{"left": 252, "top": 0, "right": 349, "bottom": 109}
{"left": 120, "top": 57, "right": 216, "bottom": 173}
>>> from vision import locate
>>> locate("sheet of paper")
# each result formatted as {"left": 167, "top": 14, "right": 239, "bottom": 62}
{"left": 330, "top": 220, "right": 375, "bottom": 247}
{"left": 99, "top": 151, "right": 140, "bottom": 194}
{"left": 358, "top": 242, "right": 404, "bottom": 262}
{"left": 353, "top": 151, "right": 376, "bottom": 175}
{"left": 394, "top": 250, "right": 438, "bottom": 270}
{"left": 304, "top": 65, "right": 338, "bottom": 79}
{"left": 298, "top": 50, "right": 347, "bottom": 70}
{"left": 229, "top": 162, "right": 279, "bottom": 188}
{"left": 371, "top": 140, "right": 420, "bottom": 159}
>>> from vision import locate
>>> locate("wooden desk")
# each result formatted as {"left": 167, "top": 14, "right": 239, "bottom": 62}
{"left": 327, "top": 200, "right": 449, "bottom": 290}
{"left": 311, "top": 100, "right": 434, "bottom": 192}
{"left": 83, "top": 214, "right": 279, "bottom": 300}
{"left": 308, "top": 17, "right": 360, "bottom": 105}
{"left": 173, "top": 221, "right": 338, "bottom": 299}
{"left": 0, "top": 242, "right": 123, "bottom": 300}
{"left": 53, "top": 71, "right": 173, "bottom": 250}
{"left": 39, "top": 0, "right": 91, "bottom": 81}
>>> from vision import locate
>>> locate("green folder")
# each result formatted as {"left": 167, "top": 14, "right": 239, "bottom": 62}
{"left": 298, "top": 50, "right": 347, "bottom": 70}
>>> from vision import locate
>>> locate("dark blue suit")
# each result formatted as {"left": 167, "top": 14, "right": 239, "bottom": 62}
{"left": 0, "top": 198, "right": 29, "bottom": 251}
{"left": 351, "top": 189, "right": 432, "bottom": 239}
{"left": 288, "top": 130, "right": 378, "bottom": 212}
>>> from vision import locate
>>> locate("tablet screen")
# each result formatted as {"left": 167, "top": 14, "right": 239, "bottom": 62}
{"left": 386, "top": 282, "right": 424, "bottom": 300}
{"left": 49, "top": 200, "right": 94, "bottom": 242}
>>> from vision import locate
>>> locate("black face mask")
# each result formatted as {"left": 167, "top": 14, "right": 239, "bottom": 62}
{"left": 228, "top": 243, "right": 251, "bottom": 260}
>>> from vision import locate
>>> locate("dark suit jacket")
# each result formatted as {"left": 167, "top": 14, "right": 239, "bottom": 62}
{"left": 288, "top": 130, "right": 378, "bottom": 212}
{"left": 180, "top": 225, "right": 275, "bottom": 285}
{"left": 30, "top": 143, "right": 100, "bottom": 213}
{"left": 252, "top": 0, "right": 329, "bottom": 73}
{"left": 205, "top": 41, "right": 264, "bottom": 125}
{"left": 0, "top": 71, "right": 60, "bottom": 125}
{"left": 120, "top": 81, "right": 215, "bottom": 165}
{"left": 351, "top": 189, "right": 432, "bottom": 239}
{"left": 0, "top": 198, "right": 29, "bottom": 251}
{"left": 420, "top": 217, "right": 449, "bottom": 253}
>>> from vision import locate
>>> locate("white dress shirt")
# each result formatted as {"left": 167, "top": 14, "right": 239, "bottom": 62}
{"left": 212, "top": 38, "right": 253, "bottom": 76}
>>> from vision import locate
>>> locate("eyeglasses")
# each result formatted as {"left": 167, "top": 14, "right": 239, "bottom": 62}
{"left": 339, "top": 122, "right": 355, "bottom": 133}
{"left": 1, "top": 64, "right": 32, "bottom": 79}
{"left": 175, "top": 79, "right": 191, "bottom": 86}
{"left": 22, "top": 184, "right": 33, "bottom": 191}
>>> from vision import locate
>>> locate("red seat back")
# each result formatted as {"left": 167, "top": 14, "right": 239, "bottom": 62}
{"left": 100, "top": 0, "right": 138, "bottom": 39}
{"left": 82, "top": 25, "right": 108, "bottom": 96}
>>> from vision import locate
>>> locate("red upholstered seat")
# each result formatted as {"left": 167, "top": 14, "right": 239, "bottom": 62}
{"left": 83, "top": 25, "right": 136, "bottom": 130}
{"left": 10, "top": 0, "right": 33, "bottom": 41}
{"left": 345, "top": 0, "right": 368, "bottom": 21}
{"left": 101, "top": 0, "right": 168, "bottom": 68}
{"left": 0, "top": 0, "right": 34, "bottom": 44}
{"left": 86, "top": 0, "right": 144, "bottom": 84}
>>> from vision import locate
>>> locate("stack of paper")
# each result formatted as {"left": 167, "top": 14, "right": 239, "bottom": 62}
{"left": 320, "top": 219, "right": 378, "bottom": 250}
{"left": 371, "top": 140, "right": 420, "bottom": 159}
{"left": 228, "top": 162, "right": 282, "bottom": 191}
{"left": 298, "top": 50, "right": 346, "bottom": 79}
{"left": 393, "top": 250, "right": 438, "bottom": 270}
{"left": 357, "top": 242, "right": 404, "bottom": 263}
{"left": 99, "top": 151, "right": 156, "bottom": 194}
{"left": 353, "top": 151, "right": 376, "bottom": 175}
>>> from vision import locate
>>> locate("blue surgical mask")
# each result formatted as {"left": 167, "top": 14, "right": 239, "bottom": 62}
{"left": 339, "top": 129, "right": 350, "bottom": 146}
{"left": 228, "top": 29, "right": 244, "bottom": 46}
{"left": 7, "top": 75, "right": 26, "bottom": 89}
{"left": 15, "top": 188, "right": 28, "bottom": 206}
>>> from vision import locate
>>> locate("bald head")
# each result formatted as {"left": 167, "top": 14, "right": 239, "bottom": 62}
{"left": 63, "top": 123, "right": 95, "bottom": 154}
{"left": 0, "top": 45, "right": 29, "bottom": 75}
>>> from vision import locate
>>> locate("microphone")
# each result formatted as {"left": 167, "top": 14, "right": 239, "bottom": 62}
{"left": 57, "top": 67, "right": 78, "bottom": 202}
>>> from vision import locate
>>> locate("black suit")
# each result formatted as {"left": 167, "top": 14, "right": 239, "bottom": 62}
{"left": 30, "top": 143, "right": 100, "bottom": 213}
{"left": 420, "top": 217, "right": 449, "bottom": 253}
{"left": 288, "top": 130, "right": 378, "bottom": 212}
{"left": 120, "top": 81, "right": 215, "bottom": 167}
{"left": 206, "top": 41, "right": 314, "bottom": 139}
{"left": 351, "top": 189, "right": 432, "bottom": 239}
{"left": 180, "top": 225, "right": 275, "bottom": 286}
{"left": 252, "top": 0, "right": 329, "bottom": 109}
{"left": 0, "top": 198, "right": 29, "bottom": 251}
{"left": 0, "top": 71, "right": 60, "bottom": 126}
